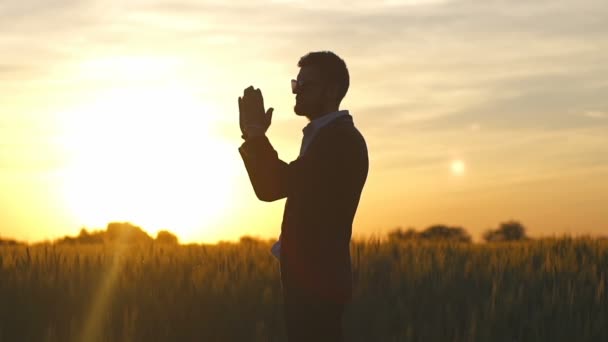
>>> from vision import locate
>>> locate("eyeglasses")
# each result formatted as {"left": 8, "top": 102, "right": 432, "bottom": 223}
{"left": 291, "top": 79, "right": 320, "bottom": 94}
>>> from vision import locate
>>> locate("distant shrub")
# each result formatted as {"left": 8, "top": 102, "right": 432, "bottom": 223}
{"left": 483, "top": 220, "right": 529, "bottom": 242}
{"left": 77, "top": 228, "right": 105, "bottom": 244}
{"left": 106, "top": 222, "right": 153, "bottom": 243}
{"left": 387, "top": 227, "right": 418, "bottom": 242}
{"left": 0, "top": 237, "right": 22, "bottom": 246}
{"left": 156, "top": 230, "right": 179, "bottom": 245}
{"left": 387, "top": 225, "right": 472, "bottom": 243}
{"left": 419, "top": 224, "right": 472, "bottom": 243}
{"left": 239, "top": 235, "right": 264, "bottom": 244}
{"left": 55, "top": 222, "right": 160, "bottom": 245}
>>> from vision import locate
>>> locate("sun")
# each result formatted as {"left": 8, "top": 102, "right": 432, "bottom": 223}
{"left": 58, "top": 84, "right": 239, "bottom": 242}
{"left": 450, "top": 159, "right": 466, "bottom": 176}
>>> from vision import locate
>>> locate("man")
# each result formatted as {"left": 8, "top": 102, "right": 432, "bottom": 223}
{"left": 238, "top": 51, "right": 368, "bottom": 342}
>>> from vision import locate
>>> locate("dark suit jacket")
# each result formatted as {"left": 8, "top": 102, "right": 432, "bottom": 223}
{"left": 239, "top": 114, "right": 368, "bottom": 304}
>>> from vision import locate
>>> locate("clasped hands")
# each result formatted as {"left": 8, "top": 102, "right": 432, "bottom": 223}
{"left": 239, "top": 86, "right": 274, "bottom": 140}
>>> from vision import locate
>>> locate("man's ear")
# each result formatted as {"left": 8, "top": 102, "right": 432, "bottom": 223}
{"left": 325, "top": 84, "right": 340, "bottom": 103}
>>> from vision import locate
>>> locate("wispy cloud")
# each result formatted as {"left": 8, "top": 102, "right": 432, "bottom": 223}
{"left": 1, "top": 0, "right": 607, "bottom": 239}
{"left": 584, "top": 110, "right": 607, "bottom": 119}
{"left": 2, "top": 0, "right": 607, "bottom": 138}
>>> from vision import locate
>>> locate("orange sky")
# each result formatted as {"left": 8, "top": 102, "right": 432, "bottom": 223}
{"left": 1, "top": 0, "right": 607, "bottom": 243}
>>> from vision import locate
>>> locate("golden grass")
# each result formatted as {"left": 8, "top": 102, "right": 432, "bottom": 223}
{"left": 0, "top": 237, "right": 606, "bottom": 341}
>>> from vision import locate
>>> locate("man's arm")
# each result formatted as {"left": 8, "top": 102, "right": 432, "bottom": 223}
{"left": 239, "top": 135, "right": 289, "bottom": 202}
{"left": 238, "top": 130, "right": 340, "bottom": 202}
{"left": 238, "top": 85, "right": 287, "bottom": 200}
{"left": 239, "top": 124, "right": 365, "bottom": 205}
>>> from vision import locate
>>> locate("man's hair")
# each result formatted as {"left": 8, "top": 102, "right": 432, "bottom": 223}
{"left": 298, "top": 51, "right": 350, "bottom": 104}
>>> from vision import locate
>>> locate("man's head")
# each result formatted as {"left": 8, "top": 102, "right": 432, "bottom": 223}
{"left": 293, "top": 51, "right": 349, "bottom": 120}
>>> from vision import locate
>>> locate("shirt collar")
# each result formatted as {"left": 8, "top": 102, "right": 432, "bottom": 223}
{"left": 302, "top": 110, "right": 349, "bottom": 136}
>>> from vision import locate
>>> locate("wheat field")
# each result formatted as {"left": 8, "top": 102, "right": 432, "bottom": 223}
{"left": 1, "top": 237, "right": 606, "bottom": 341}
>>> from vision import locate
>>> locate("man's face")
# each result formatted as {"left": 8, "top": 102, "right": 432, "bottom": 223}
{"left": 293, "top": 66, "right": 327, "bottom": 117}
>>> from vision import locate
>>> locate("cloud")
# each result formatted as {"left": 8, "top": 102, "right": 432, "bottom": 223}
{"left": 469, "top": 123, "right": 481, "bottom": 131}
{"left": 0, "top": 64, "right": 30, "bottom": 74}
{"left": 584, "top": 111, "right": 607, "bottom": 119}
{"left": 2, "top": 0, "right": 607, "bottom": 167}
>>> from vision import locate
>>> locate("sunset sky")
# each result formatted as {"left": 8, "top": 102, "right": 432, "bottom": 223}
{"left": 1, "top": 0, "right": 607, "bottom": 243}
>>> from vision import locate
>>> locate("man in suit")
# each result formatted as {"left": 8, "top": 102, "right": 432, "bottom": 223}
{"left": 238, "top": 51, "right": 368, "bottom": 342}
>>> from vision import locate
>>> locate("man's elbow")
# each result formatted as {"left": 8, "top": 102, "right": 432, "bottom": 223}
{"left": 254, "top": 187, "right": 284, "bottom": 202}
{"left": 258, "top": 195, "right": 278, "bottom": 202}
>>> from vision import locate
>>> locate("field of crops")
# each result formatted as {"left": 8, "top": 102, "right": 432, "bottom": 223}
{"left": 1, "top": 237, "right": 606, "bottom": 341}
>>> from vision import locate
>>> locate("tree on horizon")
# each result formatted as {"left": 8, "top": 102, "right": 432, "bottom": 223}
{"left": 483, "top": 220, "right": 529, "bottom": 242}
{"left": 387, "top": 225, "right": 472, "bottom": 243}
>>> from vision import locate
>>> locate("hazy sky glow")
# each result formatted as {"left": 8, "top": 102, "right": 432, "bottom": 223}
{"left": 1, "top": 0, "right": 607, "bottom": 243}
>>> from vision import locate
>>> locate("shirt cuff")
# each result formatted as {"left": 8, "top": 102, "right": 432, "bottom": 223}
{"left": 244, "top": 125, "right": 267, "bottom": 139}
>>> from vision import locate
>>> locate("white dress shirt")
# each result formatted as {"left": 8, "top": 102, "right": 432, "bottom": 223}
{"left": 271, "top": 110, "right": 350, "bottom": 260}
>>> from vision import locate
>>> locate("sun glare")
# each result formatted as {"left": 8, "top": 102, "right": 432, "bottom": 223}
{"left": 450, "top": 159, "right": 466, "bottom": 176}
{"left": 58, "top": 83, "right": 239, "bottom": 242}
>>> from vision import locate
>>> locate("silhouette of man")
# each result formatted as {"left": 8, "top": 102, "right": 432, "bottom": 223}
{"left": 238, "top": 51, "right": 368, "bottom": 342}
